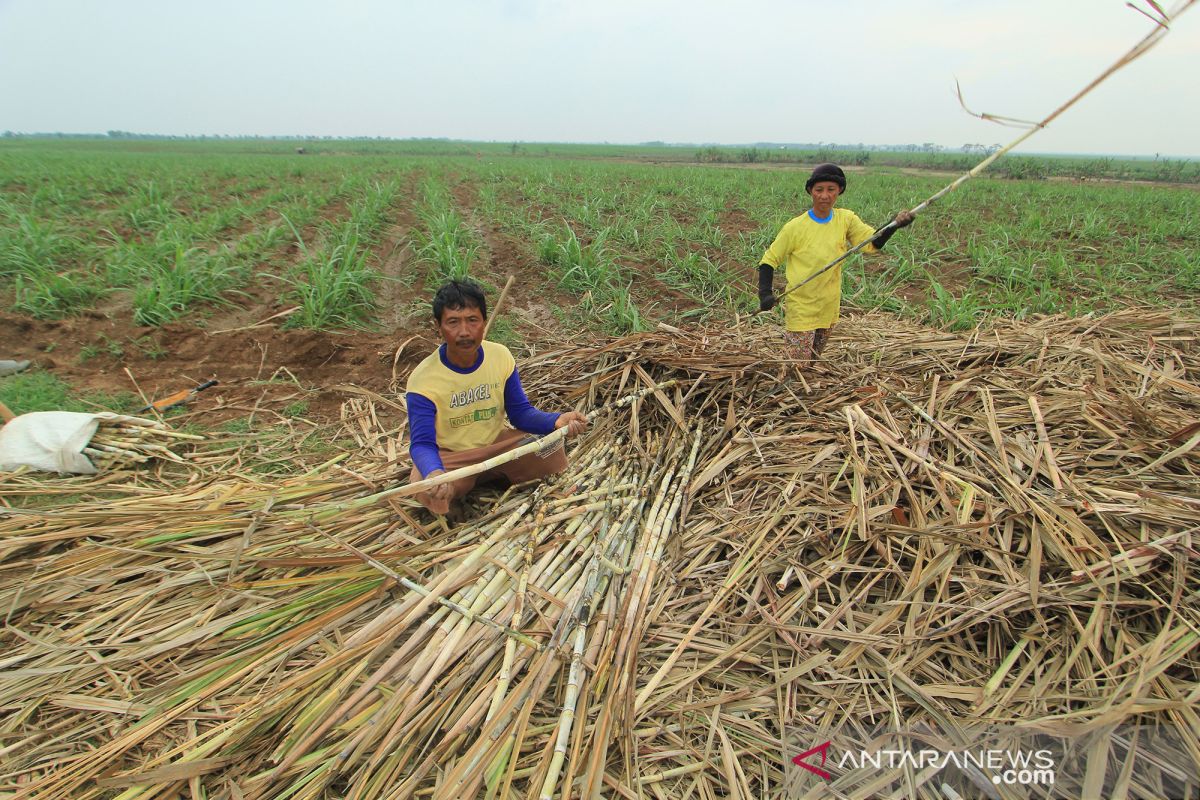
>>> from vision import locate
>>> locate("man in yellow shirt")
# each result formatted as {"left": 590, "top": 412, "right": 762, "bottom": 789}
{"left": 406, "top": 279, "right": 588, "bottom": 515}
{"left": 757, "top": 163, "right": 914, "bottom": 362}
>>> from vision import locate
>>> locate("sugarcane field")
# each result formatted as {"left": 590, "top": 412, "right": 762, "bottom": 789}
{"left": 2, "top": 3, "right": 1199, "bottom": 800}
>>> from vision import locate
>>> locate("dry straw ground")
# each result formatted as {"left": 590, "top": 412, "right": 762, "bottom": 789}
{"left": 1, "top": 309, "right": 1198, "bottom": 799}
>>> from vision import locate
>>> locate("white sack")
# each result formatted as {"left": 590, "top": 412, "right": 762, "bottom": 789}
{"left": 0, "top": 411, "right": 103, "bottom": 474}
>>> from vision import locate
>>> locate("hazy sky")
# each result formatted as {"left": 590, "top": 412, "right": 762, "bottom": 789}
{"left": 2, "top": 0, "right": 1197, "bottom": 156}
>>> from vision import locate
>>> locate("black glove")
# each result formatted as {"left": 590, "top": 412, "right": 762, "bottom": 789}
{"left": 757, "top": 264, "right": 776, "bottom": 311}
{"left": 872, "top": 213, "right": 913, "bottom": 250}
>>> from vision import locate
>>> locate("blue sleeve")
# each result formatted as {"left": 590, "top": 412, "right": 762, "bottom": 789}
{"left": 504, "top": 368, "right": 560, "bottom": 435}
{"left": 406, "top": 392, "right": 444, "bottom": 477}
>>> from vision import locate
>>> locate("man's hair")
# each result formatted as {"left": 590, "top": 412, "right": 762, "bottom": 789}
{"left": 432, "top": 279, "right": 488, "bottom": 322}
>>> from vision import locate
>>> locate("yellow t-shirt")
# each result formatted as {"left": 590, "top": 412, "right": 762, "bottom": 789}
{"left": 406, "top": 340, "right": 515, "bottom": 451}
{"left": 761, "top": 208, "right": 877, "bottom": 331}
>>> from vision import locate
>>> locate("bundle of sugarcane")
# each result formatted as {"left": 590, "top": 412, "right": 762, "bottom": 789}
{"left": 1, "top": 308, "right": 1198, "bottom": 799}
{"left": 81, "top": 413, "right": 204, "bottom": 471}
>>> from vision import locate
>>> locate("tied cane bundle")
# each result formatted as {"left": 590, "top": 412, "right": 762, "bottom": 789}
{"left": 82, "top": 414, "right": 204, "bottom": 471}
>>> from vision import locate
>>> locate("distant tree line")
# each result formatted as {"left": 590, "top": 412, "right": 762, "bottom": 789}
{"left": 691, "top": 144, "right": 1197, "bottom": 183}
{"left": 696, "top": 146, "right": 874, "bottom": 166}
{"left": 0, "top": 131, "right": 467, "bottom": 142}
{"left": 2, "top": 131, "right": 1193, "bottom": 183}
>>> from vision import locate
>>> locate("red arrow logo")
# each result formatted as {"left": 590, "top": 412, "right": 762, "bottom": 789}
{"left": 792, "top": 741, "right": 832, "bottom": 780}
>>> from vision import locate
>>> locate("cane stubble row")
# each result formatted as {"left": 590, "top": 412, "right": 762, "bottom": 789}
{"left": 1, "top": 309, "right": 1197, "bottom": 798}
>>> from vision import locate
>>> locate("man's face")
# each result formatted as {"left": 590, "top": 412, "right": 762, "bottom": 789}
{"left": 809, "top": 181, "right": 842, "bottom": 215}
{"left": 437, "top": 303, "right": 486, "bottom": 356}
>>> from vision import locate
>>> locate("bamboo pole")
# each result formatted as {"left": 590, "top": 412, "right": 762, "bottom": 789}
{"left": 313, "top": 380, "right": 675, "bottom": 514}
{"left": 773, "top": 0, "right": 1196, "bottom": 305}
{"left": 484, "top": 274, "right": 515, "bottom": 340}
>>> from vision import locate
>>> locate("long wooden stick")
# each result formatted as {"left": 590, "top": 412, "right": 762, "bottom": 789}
{"left": 773, "top": 0, "right": 1195, "bottom": 306}
{"left": 484, "top": 274, "right": 515, "bottom": 339}
{"left": 310, "top": 380, "right": 676, "bottom": 515}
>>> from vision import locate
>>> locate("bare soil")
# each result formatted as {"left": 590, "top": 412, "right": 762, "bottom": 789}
{"left": 1, "top": 176, "right": 756, "bottom": 428}
{"left": 2, "top": 179, "right": 597, "bottom": 428}
{"left": 0, "top": 309, "right": 437, "bottom": 424}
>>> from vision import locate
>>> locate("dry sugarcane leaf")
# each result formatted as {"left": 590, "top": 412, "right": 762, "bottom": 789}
{"left": 2, "top": 309, "right": 1199, "bottom": 799}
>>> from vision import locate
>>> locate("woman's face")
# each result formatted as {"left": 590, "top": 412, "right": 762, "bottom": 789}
{"left": 809, "top": 181, "right": 842, "bottom": 216}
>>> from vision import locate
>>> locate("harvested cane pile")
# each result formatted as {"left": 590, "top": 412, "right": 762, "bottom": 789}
{"left": 1, "top": 309, "right": 1198, "bottom": 799}
{"left": 0, "top": 413, "right": 201, "bottom": 477}
{"left": 84, "top": 415, "right": 203, "bottom": 471}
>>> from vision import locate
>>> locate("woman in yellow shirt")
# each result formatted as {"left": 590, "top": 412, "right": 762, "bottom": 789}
{"left": 757, "top": 163, "right": 914, "bottom": 362}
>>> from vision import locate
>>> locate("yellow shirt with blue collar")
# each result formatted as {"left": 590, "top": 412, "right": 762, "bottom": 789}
{"left": 407, "top": 340, "right": 513, "bottom": 452}
{"left": 761, "top": 208, "right": 878, "bottom": 331}
{"left": 405, "top": 340, "right": 561, "bottom": 477}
